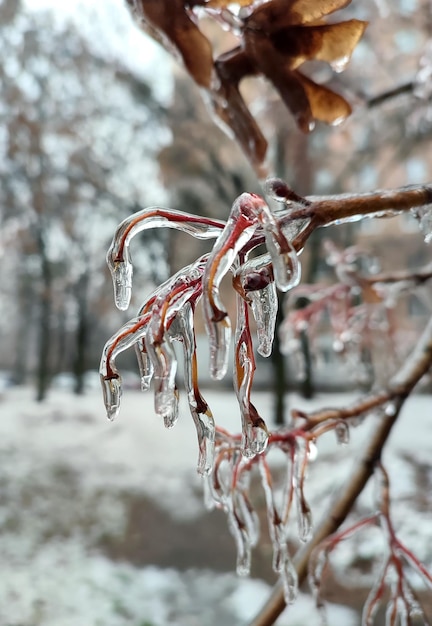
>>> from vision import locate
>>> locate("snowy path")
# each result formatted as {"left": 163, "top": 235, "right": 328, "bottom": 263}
{"left": 0, "top": 386, "right": 431, "bottom": 625}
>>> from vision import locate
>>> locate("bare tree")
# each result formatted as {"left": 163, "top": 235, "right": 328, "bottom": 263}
{"left": 0, "top": 2, "right": 167, "bottom": 398}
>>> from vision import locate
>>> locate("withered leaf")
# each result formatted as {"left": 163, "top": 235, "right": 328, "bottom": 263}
{"left": 127, "top": 0, "right": 214, "bottom": 88}
{"left": 245, "top": 0, "right": 353, "bottom": 29}
{"left": 128, "top": 0, "right": 367, "bottom": 171}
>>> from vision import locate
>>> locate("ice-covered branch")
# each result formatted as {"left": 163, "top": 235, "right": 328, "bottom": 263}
{"left": 249, "top": 315, "right": 432, "bottom": 626}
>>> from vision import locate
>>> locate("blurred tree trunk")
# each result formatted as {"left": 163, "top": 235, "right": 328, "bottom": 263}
{"left": 13, "top": 270, "right": 34, "bottom": 385}
{"left": 73, "top": 271, "right": 90, "bottom": 395}
{"left": 272, "top": 124, "right": 314, "bottom": 423}
{"left": 35, "top": 222, "right": 52, "bottom": 402}
{"left": 271, "top": 129, "right": 287, "bottom": 424}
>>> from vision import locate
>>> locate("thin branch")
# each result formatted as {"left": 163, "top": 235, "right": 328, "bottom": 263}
{"left": 249, "top": 315, "right": 432, "bottom": 626}
{"left": 364, "top": 263, "right": 432, "bottom": 286}
{"left": 366, "top": 81, "right": 415, "bottom": 109}
{"left": 296, "top": 184, "right": 432, "bottom": 229}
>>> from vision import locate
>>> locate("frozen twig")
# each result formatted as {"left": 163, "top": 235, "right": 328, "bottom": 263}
{"left": 249, "top": 316, "right": 432, "bottom": 626}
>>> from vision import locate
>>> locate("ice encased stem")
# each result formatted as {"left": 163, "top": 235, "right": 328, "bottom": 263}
{"left": 169, "top": 303, "right": 215, "bottom": 475}
{"left": 250, "top": 282, "right": 278, "bottom": 357}
{"left": 107, "top": 207, "right": 223, "bottom": 310}
{"left": 134, "top": 342, "right": 154, "bottom": 390}
{"left": 145, "top": 335, "right": 179, "bottom": 428}
{"left": 109, "top": 247, "right": 133, "bottom": 311}
{"left": 101, "top": 376, "right": 122, "bottom": 421}
{"left": 236, "top": 253, "right": 278, "bottom": 357}
{"left": 294, "top": 438, "right": 313, "bottom": 542}
{"left": 100, "top": 315, "right": 150, "bottom": 419}
{"left": 259, "top": 458, "right": 298, "bottom": 604}
{"left": 202, "top": 194, "right": 263, "bottom": 380}
{"left": 234, "top": 295, "right": 269, "bottom": 458}
{"left": 209, "top": 454, "right": 259, "bottom": 577}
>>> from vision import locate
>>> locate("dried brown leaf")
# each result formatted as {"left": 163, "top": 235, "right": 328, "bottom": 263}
{"left": 245, "top": 0, "right": 353, "bottom": 30}
{"left": 271, "top": 20, "right": 368, "bottom": 69}
{"left": 296, "top": 72, "right": 352, "bottom": 126}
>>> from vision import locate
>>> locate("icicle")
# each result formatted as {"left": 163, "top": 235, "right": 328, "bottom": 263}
{"left": 335, "top": 420, "right": 350, "bottom": 445}
{"left": 108, "top": 248, "right": 133, "bottom": 311}
{"left": 399, "top": 579, "right": 426, "bottom": 622}
{"left": 228, "top": 506, "right": 253, "bottom": 576}
{"left": 277, "top": 543, "right": 299, "bottom": 605}
{"left": 236, "top": 488, "right": 260, "bottom": 549}
{"left": 107, "top": 207, "right": 223, "bottom": 310}
{"left": 100, "top": 315, "right": 150, "bottom": 418}
{"left": 362, "top": 558, "right": 391, "bottom": 626}
{"left": 259, "top": 458, "right": 298, "bottom": 604}
{"left": 100, "top": 376, "right": 122, "bottom": 421}
{"left": 170, "top": 303, "right": 215, "bottom": 475}
{"left": 230, "top": 481, "right": 260, "bottom": 577}
{"left": 266, "top": 235, "right": 301, "bottom": 291}
{"left": 309, "top": 547, "right": 330, "bottom": 623}
{"left": 192, "top": 409, "right": 215, "bottom": 475}
{"left": 234, "top": 254, "right": 277, "bottom": 357}
{"left": 209, "top": 452, "right": 258, "bottom": 575}
{"left": 234, "top": 296, "right": 269, "bottom": 458}
{"left": 255, "top": 200, "right": 302, "bottom": 292}
{"left": 294, "top": 438, "right": 313, "bottom": 542}
{"left": 145, "top": 334, "right": 179, "bottom": 428}
{"left": 203, "top": 475, "right": 216, "bottom": 511}
{"left": 250, "top": 282, "right": 278, "bottom": 357}
{"left": 134, "top": 342, "right": 154, "bottom": 390}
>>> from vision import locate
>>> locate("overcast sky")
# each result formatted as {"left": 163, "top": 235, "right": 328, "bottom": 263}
{"left": 23, "top": 0, "right": 173, "bottom": 102}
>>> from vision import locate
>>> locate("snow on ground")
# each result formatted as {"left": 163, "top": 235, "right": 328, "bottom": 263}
{"left": 0, "top": 385, "right": 431, "bottom": 625}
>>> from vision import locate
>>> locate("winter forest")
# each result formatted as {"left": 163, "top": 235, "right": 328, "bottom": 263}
{"left": 1, "top": 0, "right": 432, "bottom": 625}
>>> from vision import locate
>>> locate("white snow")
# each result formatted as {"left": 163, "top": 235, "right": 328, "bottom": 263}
{"left": 0, "top": 385, "right": 430, "bottom": 624}
{"left": 23, "top": 0, "right": 173, "bottom": 103}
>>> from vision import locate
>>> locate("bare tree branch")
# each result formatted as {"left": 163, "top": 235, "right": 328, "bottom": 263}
{"left": 250, "top": 315, "right": 432, "bottom": 626}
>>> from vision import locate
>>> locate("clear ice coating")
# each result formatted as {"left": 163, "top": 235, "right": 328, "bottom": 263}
{"left": 169, "top": 303, "right": 215, "bottom": 475}
{"left": 100, "top": 256, "right": 207, "bottom": 429}
{"left": 293, "top": 438, "right": 313, "bottom": 542}
{"left": 109, "top": 249, "right": 133, "bottom": 311}
{"left": 362, "top": 559, "right": 391, "bottom": 626}
{"left": 145, "top": 327, "right": 179, "bottom": 428}
{"left": 234, "top": 296, "right": 269, "bottom": 458}
{"left": 134, "top": 342, "right": 154, "bottom": 390}
{"left": 308, "top": 546, "right": 328, "bottom": 610}
{"left": 207, "top": 453, "right": 259, "bottom": 577}
{"left": 411, "top": 205, "right": 432, "bottom": 243}
{"left": 202, "top": 194, "right": 261, "bottom": 380}
{"left": 249, "top": 282, "right": 278, "bottom": 357}
{"left": 259, "top": 458, "right": 298, "bottom": 604}
{"left": 255, "top": 198, "right": 302, "bottom": 292}
{"left": 100, "top": 315, "right": 151, "bottom": 419}
{"left": 100, "top": 375, "right": 122, "bottom": 421}
{"left": 265, "top": 232, "right": 301, "bottom": 292}
{"left": 107, "top": 207, "right": 224, "bottom": 310}
{"left": 236, "top": 254, "right": 278, "bottom": 357}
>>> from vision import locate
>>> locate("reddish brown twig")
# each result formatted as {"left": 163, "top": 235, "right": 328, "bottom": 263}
{"left": 249, "top": 315, "right": 432, "bottom": 626}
